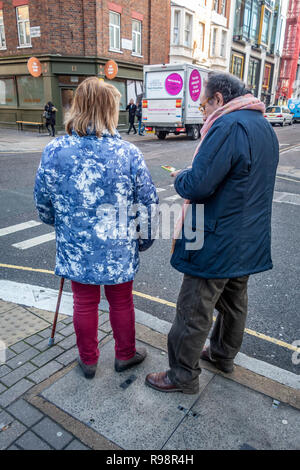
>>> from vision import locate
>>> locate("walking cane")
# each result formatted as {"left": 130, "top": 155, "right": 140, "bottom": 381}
{"left": 48, "top": 277, "right": 65, "bottom": 347}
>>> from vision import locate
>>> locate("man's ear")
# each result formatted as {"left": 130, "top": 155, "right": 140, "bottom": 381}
{"left": 215, "top": 92, "right": 224, "bottom": 106}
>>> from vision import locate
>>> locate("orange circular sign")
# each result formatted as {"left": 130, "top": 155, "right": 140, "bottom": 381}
{"left": 104, "top": 60, "right": 118, "bottom": 80}
{"left": 27, "top": 57, "right": 42, "bottom": 77}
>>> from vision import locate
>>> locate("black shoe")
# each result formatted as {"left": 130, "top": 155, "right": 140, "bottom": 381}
{"left": 200, "top": 348, "right": 234, "bottom": 373}
{"left": 77, "top": 357, "right": 98, "bottom": 379}
{"left": 115, "top": 348, "right": 147, "bottom": 372}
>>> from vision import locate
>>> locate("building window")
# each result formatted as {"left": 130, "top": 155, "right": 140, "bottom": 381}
{"left": 132, "top": 20, "right": 142, "bottom": 55}
{"left": 199, "top": 22, "right": 205, "bottom": 51}
{"left": 230, "top": 51, "right": 244, "bottom": 78}
{"left": 173, "top": 10, "right": 180, "bottom": 45}
{"left": 234, "top": 0, "right": 256, "bottom": 40}
{"left": 184, "top": 13, "right": 192, "bottom": 47}
{"left": 247, "top": 57, "right": 260, "bottom": 96}
{"left": 109, "top": 11, "right": 121, "bottom": 51}
{"left": 262, "top": 63, "right": 272, "bottom": 89}
{"left": 16, "top": 5, "right": 31, "bottom": 47}
{"left": 250, "top": 0, "right": 260, "bottom": 42}
{"left": 221, "top": 0, "right": 226, "bottom": 16}
{"left": 211, "top": 28, "right": 217, "bottom": 56}
{"left": 270, "top": 7, "right": 278, "bottom": 53}
{"left": 220, "top": 30, "right": 227, "bottom": 57}
{"left": 260, "top": 7, "right": 272, "bottom": 45}
{"left": 0, "top": 10, "right": 6, "bottom": 49}
{"left": 213, "top": 0, "right": 219, "bottom": 11}
{"left": 16, "top": 76, "right": 44, "bottom": 108}
{"left": 0, "top": 78, "right": 17, "bottom": 106}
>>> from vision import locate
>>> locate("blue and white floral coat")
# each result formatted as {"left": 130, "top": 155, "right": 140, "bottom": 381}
{"left": 34, "top": 130, "right": 159, "bottom": 285}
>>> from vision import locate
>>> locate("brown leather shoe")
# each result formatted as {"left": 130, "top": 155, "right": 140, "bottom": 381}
{"left": 200, "top": 348, "right": 234, "bottom": 373}
{"left": 145, "top": 371, "right": 199, "bottom": 394}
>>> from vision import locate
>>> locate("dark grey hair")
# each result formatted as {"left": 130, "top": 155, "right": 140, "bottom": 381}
{"left": 205, "top": 72, "right": 250, "bottom": 105}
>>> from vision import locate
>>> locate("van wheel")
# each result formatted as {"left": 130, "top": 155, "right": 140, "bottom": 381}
{"left": 188, "top": 125, "right": 200, "bottom": 140}
{"left": 157, "top": 131, "right": 167, "bottom": 140}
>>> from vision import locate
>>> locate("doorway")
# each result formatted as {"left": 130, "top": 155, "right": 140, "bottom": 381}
{"left": 61, "top": 88, "right": 75, "bottom": 123}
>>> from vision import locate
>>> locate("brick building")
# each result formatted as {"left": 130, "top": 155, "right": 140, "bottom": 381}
{"left": 0, "top": 0, "right": 171, "bottom": 130}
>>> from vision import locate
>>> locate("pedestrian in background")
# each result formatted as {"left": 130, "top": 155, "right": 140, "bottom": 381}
{"left": 35, "top": 78, "right": 159, "bottom": 379}
{"left": 136, "top": 98, "right": 145, "bottom": 136}
{"left": 146, "top": 72, "right": 279, "bottom": 394}
{"left": 126, "top": 98, "right": 137, "bottom": 134}
{"left": 43, "top": 101, "right": 57, "bottom": 137}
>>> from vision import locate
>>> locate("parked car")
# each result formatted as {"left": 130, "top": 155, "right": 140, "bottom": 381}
{"left": 264, "top": 105, "right": 294, "bottom": 126}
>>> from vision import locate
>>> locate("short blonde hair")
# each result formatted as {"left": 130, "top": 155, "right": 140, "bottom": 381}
{"left": 65, "top": 77, "right": 121, "bottom": 137}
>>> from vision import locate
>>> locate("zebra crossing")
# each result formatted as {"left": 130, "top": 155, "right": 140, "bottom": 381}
{"left": 0, "top": 187, "right": 299, "bottom": 252}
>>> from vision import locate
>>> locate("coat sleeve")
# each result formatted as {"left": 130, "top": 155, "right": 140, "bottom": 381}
{"left": 34, "top": 149, "right": 55, "bottom": 226}
{"left": 131, "top": 147, "right": 159, "bottom": 251}
{"left": 174, "top": 121, "right": 235, "bottom": 202}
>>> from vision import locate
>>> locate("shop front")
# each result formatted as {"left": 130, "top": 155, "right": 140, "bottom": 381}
{"left": 0, "top": 55, "right": 144, "bottom": 131}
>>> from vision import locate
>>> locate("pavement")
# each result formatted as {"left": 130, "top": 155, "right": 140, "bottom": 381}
{"left": 1, "top": 127, "right": 300, "bottom": 181}
{"left": 0, "top": 281, "right": 299, "bottom": 451}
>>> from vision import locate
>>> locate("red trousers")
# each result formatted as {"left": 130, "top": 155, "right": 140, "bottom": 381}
{"left": 71, "top": 280, "right": 136, "bottom": 365}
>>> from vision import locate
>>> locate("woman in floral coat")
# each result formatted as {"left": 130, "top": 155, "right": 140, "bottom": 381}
{"left": 34, "top": 78, "right": 159, "bottom": 379}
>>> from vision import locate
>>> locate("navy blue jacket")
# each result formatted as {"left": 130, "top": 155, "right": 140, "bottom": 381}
{"left": 171, "top": 109, "right": 279, "bottom": 279}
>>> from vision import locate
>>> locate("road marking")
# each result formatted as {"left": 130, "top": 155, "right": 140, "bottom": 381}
{"left": 0, "top": 262, "right": 298, "bottom": 353}
{"left": 156, "top": 188, "right": 166, "bottom": 193}
{"left": 12, "top": 232, "right": 55, "bottom": 250}
{"left": 164, "top": 194, "right": 181, "bottom": 201}
{"left": 0, "top": 220, "right": 42, "bottom": 237}
{"left": 273, "top": 191, "right": 300, "bottom": 206}
{"left": 276, "top": 175, "right": 300, "bottom": 183}
{"left": 280, "top": 143, "right": 300, "bottom": 154}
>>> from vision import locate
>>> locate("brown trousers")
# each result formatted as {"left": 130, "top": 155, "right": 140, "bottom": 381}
{"left": 167, "top": 274, "right": 249, "bottom": 385}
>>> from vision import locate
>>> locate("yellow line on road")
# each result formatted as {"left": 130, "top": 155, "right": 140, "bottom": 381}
{"left": 276, "top": 175, "right": 300, "bottom": 183}
{"left": 0, "top": 262, "right": 298, "bottom": 353}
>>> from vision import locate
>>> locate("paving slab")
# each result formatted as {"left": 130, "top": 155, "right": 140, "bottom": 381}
{"left": 0, "top": 306, "right": 49, "bottom": 346}
{"left": 163, "top": 375, "right": 300, "bottom": 450}
{"left": 40, "top": 339, "right": 214, "bottom": 450}
{"left": 7, "top": 398, "right": 43, "bottom": 427}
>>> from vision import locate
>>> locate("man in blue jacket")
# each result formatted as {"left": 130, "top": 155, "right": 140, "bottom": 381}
{"left": 146, "top": 72, "right": 279, "bottom": 394}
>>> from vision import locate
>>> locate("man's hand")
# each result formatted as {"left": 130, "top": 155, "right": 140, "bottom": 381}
{"left": 170, "top": 169, "right": 182, "bottom": 178}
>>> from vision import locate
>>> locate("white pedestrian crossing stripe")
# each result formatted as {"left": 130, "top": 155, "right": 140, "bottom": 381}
{"left": 0, "top": 220, "right": 41, "bottom": 237}
{"left": 0, "top": 189, "right": 299, "bottom": 253}
{"left": 12, "top": 232, "right": 55, "bottom": 250}
{"left": 156, "top": 188, "right": 166, "bottom": 193}
{"left": 164, "top": 194, "right": 181, "bottom": 201}
{"left": 273, "top": 191, "right": 300, "bottom": 206}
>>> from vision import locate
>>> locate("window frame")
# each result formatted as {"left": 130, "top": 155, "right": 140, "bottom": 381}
{"left": 230, "top": 51, "right": 245, "bottom": 79}
{"left": 16, "top": 5, "right": 31, "bottom": 48}
{"left": 220, "top": 30, "right": 227, "bottom": 57}
{"left": 259, "top": 5, "right": 272, "bottom": 46}
{"left": 132, "top": 19, "right": 142, "bottom": 56}
{"left": 199, "top": 22, "right": 205, "bottom": 52}
{"left": 0, "top": 9, "right": 6, "bottom": 49}
{"left": 173, "top": 10, "right": 181, "bottom": 45}
{"left": 184, "top": 12, "right": 192, "bottom": 48}
{"left": 262, "top": 63, "right": 272, "bottom": 90}
{"left": 109, "top": 11, "right": 121, "bottom": 51}
{"left": 220, "top": 0, "right": 226, "bottom": 16}
{"left": 211, "top": 28, "right": 218, "bottom": 57}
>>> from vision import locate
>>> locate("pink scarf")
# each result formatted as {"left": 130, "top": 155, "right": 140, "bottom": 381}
{"left": 171, "top": 94, "right": 265, "bottom": 253}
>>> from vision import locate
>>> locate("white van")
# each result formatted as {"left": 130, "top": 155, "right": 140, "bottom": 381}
{"left": 142, "top": 63, "right": 209, "bottom": 140}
